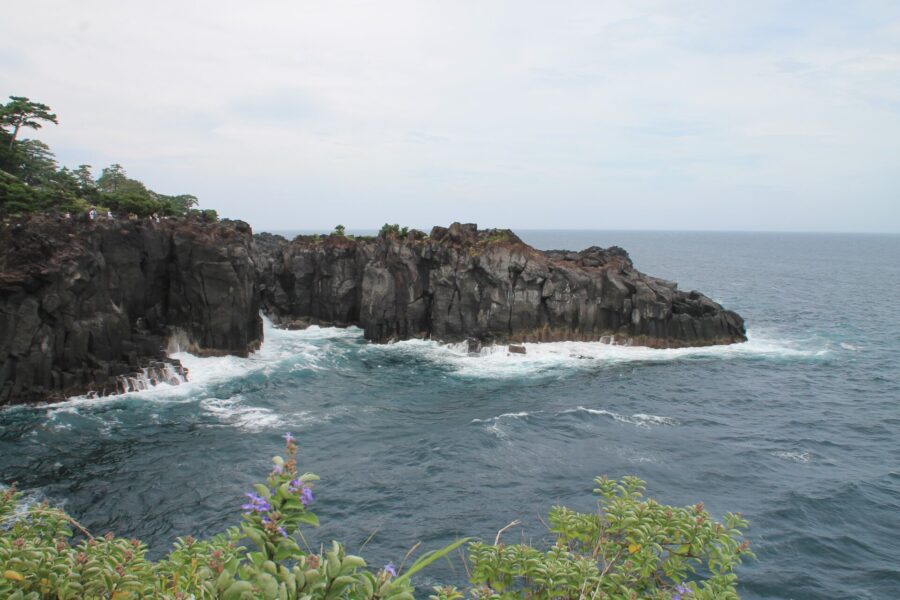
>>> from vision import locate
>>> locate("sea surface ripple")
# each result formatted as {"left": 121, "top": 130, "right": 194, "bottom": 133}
{"left": 1, "top": 231, "right": 898, "bottom": 599}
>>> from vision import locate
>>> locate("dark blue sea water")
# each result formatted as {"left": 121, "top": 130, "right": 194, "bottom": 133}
{"left": 1, "top": 231, "right": 898, "bottom": 599}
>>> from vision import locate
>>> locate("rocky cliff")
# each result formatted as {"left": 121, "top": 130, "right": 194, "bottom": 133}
{"left": 0, "top": 217, "right": 261, "bottom": 405}
{"left": 255, "top": 223, "right": 746, "bottom": 348}
{"left": 1, "top": 219, "right": 746, "bottom": 405}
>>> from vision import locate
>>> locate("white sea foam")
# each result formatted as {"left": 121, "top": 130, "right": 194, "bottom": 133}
{"left": 36, "top": 316, "right": 345, "bottom": 411}
{"left": 470, "top": 406, "right": 675, "bottom": 439}
{"left": 369, "top": 329, "right": 826, "bottom": 379}
{"left": 200, "top": 396, "right": 283, "bottom": 432}
{"left": 616, "top": 447, "right": 657, "bottom": 463}
{"left": 12, "top": 322, "right": 824, "bottom": 416}
{"left": 471, "top": 411, "right": 534, "bottom": 439}
{"left": 470, "top": 411, "right": 532, "bottom": 424}
{"left": 560, "top": 406, "right": 677, "bottom": 428}
{"left": 773, "top": 450, "right": 811, "bottom": 463}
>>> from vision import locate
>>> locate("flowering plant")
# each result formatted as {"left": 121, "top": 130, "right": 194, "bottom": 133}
{"left": 0, "top": 434, "right": 426, "bottom": 599}
{"left": 0, "top": 437, "right": 751, "bottom": 599}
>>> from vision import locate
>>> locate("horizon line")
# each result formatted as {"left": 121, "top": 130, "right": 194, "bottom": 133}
{"left": 256, "top": 226, "right": 900, "bottom": 236}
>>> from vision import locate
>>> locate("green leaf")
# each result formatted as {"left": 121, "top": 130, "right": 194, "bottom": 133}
{"left": 216, "top": 569, "right": 234, "bottom": 592}
{"left": 243, "top": 527, "right": 266, "bottom": 552}
{"left": 277, "top": 483, "right": 292, "bottom": 503}
{"left": 223, "top": 580, "right": 254, "bottom": 600}
{"left": 325, "top": 575, "right": 357, "bottom": 599}
{"left": 296, "top": 513, "right": 319, "bottom": 527}
{"left": 393, "top": 538, "right": 471, "bottom": 586}
{"left": 274, "top": 539, "right": 300, "bottom": 562}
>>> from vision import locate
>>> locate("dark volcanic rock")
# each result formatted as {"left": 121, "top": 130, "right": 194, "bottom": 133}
{"left": 255, "top": 223, "right": 746, "bottom": 348}
{"left": 1, "top": 218, "right": 745, "bottom": 405}
{"left": 0, "top": 216, "right": 262, "bottom": 405}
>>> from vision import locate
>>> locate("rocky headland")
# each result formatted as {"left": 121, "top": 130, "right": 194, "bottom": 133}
{"left": 0, "top": 216, "right": 261, "bottom": 404}
{"left": 255, "top": 223, "right": 745, "bottom": 348}
{"left": 1, "top": 219, "right": 745, "bottom": 405}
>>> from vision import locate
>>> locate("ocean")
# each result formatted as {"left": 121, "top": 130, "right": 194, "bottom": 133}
{"left": 1, "top": 230, "right": 898, "bottom": 599}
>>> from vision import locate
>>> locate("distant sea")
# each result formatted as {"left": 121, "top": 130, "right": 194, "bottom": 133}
{"left": 2, "top": 231, "right": 898, "bottom": 599}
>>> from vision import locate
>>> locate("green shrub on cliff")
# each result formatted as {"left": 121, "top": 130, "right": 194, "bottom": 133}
{"left": 1, "top": 95, "right": 205, "bottom": 219}
{"left": 378, "top": 223, "right": 410, "bottom": 238}
{"left": 0, "top": 436, "right": 752, "bottom": 599}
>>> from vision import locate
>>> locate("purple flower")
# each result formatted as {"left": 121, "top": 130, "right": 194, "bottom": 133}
{"left": 278, "top": 526, "right": 288, "bottom": 538}
{"left": 272, "top": 464, "right": 284, "bottom": 475}
{"left": 241, "top": 492, "right": 271, "bottom": 515}
{"left": 672, "top": 583, "right": 692, "bottom": 600}
{"left": 384, "top": 563, "right": 397, "bottom": 577}
{"left": 283, "top": 432, "right": 296, "bottom": 444}
{"left": 289, "top": 479, "right": 315, "bottom": 505}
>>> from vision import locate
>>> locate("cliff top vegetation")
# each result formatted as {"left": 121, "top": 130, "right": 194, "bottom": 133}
{"left": 0, "top": 95, "right": 216, "bottom": 221}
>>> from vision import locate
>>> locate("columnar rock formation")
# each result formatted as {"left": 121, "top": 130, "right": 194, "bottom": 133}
{"left": 0, "top": 217, "right": 261, "bottom": 404}
{"left": 1, "top": 219, "right": 746, "bottom": 405}
{"left": 254, "top": 223, "right": 746, "bottom": 347}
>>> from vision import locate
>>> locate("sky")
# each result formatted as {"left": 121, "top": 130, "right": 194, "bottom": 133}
{"left": 2, "top": 1, "right": 899, "bottom": 233}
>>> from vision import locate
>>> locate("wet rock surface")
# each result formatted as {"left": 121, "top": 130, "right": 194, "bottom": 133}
{"left": 0, "top": 216, "right": 261, "bottom": 405}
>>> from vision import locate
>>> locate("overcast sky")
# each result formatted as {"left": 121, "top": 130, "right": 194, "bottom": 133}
{"left": 2, "top": 1, "right": 899, "bottom": 232}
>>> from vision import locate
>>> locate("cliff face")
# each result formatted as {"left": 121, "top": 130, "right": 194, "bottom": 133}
{"left": 255, "top": 223, "right": 746, "bottom": 348}
{"left": 1, "top": 219, "right": 746, "bottom": 405}
{"left": 0, "top": 217, "right": 262, "bottom": 405}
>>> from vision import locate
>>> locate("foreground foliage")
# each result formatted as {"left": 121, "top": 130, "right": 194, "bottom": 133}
{"left": 0, "top": 435, "right": 752, "bottom": 599}
{"left": 465, "top": 476, "right": 752, "bottom": 600}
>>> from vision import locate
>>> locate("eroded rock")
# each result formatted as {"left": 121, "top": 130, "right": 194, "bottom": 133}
{"left": 0, "top": 216, "right": 262, "bottom": 405}
{"left": 255, "top": 223, "right": 746, "bottom": 348}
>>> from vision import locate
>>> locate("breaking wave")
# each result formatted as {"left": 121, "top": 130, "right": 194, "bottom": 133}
{"left": 4, "top": 322, "right": 830, "bottom": 436}
{"left": 559, "top": 406, "right": 678, "bottom": 428}
{"left": 469, "top": 406, "right": 678, "bottom": 440}
{"left": 369, "top": 328, "right": 830, "bottom": 379}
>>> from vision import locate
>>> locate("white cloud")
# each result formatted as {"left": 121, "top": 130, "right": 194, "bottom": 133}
{"left": 2, "top": 0, "right": 898, "bottom": 232}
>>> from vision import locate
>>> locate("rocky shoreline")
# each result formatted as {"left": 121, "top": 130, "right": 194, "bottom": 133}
{"left": 0, "top": 217, "right": 261, "bottom": 404}
{"left": 0, "top": 218, "right": 745, "bottom": 405}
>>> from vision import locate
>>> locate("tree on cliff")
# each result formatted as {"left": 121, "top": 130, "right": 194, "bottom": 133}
{"left": 73, "top": 164, "right": 95, "bottom": 190}
{"left": 0, "top": 96, "right": 58, "bottom": 150}
{"left": 13, "top": 139, "right": 58, "bottom": 186}
{"left": 154, "top": 192, "right": 199, "bottom": 213}
{"left": 96, "top": 163, "right": 130, "bottom": 193}
{"left": 0, "top": 94, "right": 206, "bottom": 219}
{"left": 96, "top": 165, "right": 199, "bottom": 216}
